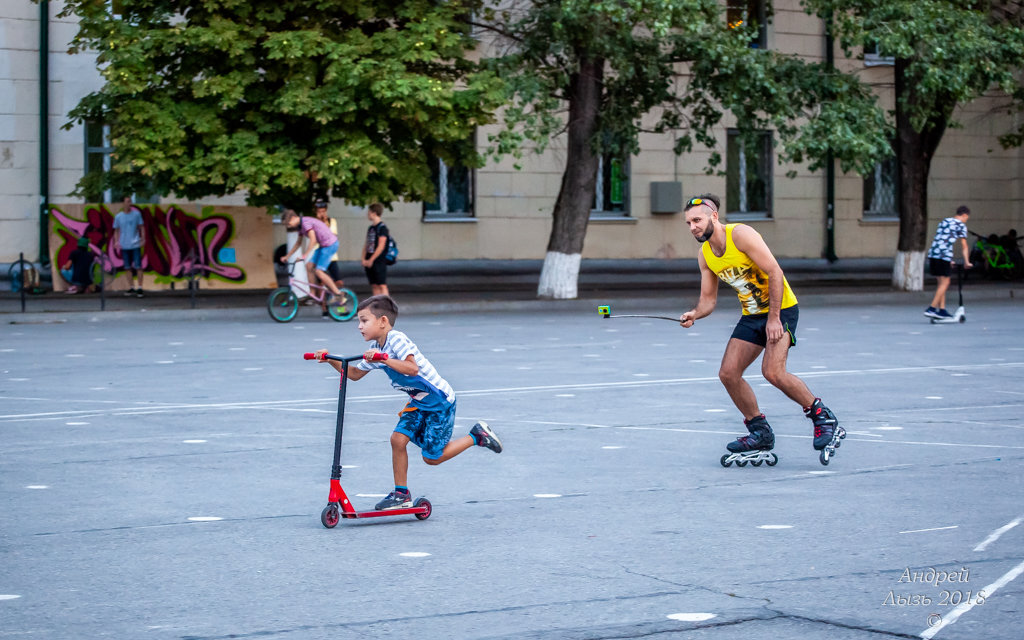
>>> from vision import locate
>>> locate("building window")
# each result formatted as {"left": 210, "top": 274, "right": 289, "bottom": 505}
{"left": 424, "top": 158, "right": 474, "bottom": 218}
{"left": 726, "top": 129, "right": 773, "bottom": 217}
{"left": 591, "top": 155, "right": 629, "bottom": 217}
{"left": 864, "top": 39, "right": 895, "bottom": 67}
{"left": 863, "top": 155, "right": 900, "bottom": 218}
{"left": 84, "top": 122, "right": 118, "bottom": 203}
{"left": 727, "top": 0, "right": 767, "bottom": 49}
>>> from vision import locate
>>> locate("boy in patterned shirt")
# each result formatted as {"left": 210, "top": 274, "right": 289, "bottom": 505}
{"left": 925, "top": 205, "right": 973, "bottom": 319}
{"left": 315, "top": 295, "right": 502, "bottom": 509}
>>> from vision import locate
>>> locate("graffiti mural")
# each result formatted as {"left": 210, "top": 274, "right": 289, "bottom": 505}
{"left": 50, "top": 204, "right": 246, "bottom": 284}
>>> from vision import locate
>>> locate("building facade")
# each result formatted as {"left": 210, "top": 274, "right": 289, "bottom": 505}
{"left": 3, "top": 1, "right": 1022, "bottom": 269}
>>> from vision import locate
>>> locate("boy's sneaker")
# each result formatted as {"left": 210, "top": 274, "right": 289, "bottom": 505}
{"left": 124, "top": 288, "right": 135, "bottom": 297}
{"left": 806, "top": 398, "right": 839, "bottom": 450}
{"left": 136, "top": 289, "right": 145, "bottom": 298}
{"left": 924, "top": 307, "right": 942, "bottom": 319}
{"left": 936, "top": 308, "right": 953, "bottom": 318}
{"left": 374, "top": 490, "right": 412, "bottom": 510}
{"left": 470, "top": 421, "right": 503, "bottom": 453}
{"left": 726, "top": 414, "right": 775, "bottom": 452}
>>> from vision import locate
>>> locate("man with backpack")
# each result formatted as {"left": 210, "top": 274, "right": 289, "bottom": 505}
{"left": 362, "top": 203, "right": 394, "bottom": 296}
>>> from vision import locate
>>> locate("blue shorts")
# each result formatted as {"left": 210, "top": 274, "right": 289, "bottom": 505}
{"left": 122, "top": 247, "right": 142, "bottom": 270}
{"left": 731, "top": 305, "right": 799, "bottom": 348}
{"left": 395, "top": 400, "right": 456, "bottom": 460}
{"left": 310, "top": 242, "right": 338, "bottom": 272}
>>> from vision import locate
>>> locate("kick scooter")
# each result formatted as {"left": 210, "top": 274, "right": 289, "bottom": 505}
{"left": 304, "top": 351, "right": 432, "bottom": 528}
{"left": 930, "top": 264, "right": 966, "bottom": 324}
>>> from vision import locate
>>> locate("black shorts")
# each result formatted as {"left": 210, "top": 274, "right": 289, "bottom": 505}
{"left": 364, "top": 257, "right": 387, "bottom": 285}
{"left": 731, "top": 305, "right": 799, "bottom": 348}
{"left": 929, "top": 257, "right": 952, "bottom": 277}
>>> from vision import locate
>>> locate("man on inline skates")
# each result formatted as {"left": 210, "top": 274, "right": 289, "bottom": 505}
{"left": 678, "top": 194, "right": 841, "bottom": 458}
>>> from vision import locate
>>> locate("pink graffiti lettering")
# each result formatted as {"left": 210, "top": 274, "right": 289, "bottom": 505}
{"left": 50, "top": 204, "right": 245, "bottom": 283}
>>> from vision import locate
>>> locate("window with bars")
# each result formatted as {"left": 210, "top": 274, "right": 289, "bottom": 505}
{"left": 726, "top": 129, "right": 772, "bottom": 217}
{"left": 863, "top": 155, "right": 900, "bottom": 218}
{"left": 590, "top": 155, "right": 630, "bottom": 217}
{"left": 84, "top": 122, "right": 118, "bottom": 203}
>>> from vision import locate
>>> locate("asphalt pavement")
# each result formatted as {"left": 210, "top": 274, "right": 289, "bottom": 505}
{"left": 2, "top": 261, "right": 1024, "bottom": 639}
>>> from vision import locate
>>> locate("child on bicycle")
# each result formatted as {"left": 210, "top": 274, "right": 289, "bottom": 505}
{"left": 315, "top": 295, "right": 502, "bottom": 509}
{"left": 279, "top": 209, "right": 344, "bottom": 306}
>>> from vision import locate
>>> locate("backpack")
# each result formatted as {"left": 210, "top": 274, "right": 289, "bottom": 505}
{"left": 384, "top": 234, "right": 398, "bottom": 265}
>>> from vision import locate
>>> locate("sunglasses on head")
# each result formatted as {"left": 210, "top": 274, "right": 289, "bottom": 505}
{"left": 686, "top": 197, "right": 717, "bottom": 212}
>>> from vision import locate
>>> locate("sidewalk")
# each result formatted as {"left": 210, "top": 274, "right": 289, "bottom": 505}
{"left": 2, "top": 258, "right": 1020, "bottom": 322}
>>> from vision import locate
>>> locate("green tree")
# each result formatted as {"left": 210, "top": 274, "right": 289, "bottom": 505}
{"left": 803, "top": 0, "right": 1024, "bottom": 290}
{"left": 62, "top": 0, "right": 504, "bottom": 212}
{"left": 479, "top": 0, "right": 891, "bottom": 299}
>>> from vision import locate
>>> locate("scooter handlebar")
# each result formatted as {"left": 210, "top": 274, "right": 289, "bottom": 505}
{"left": 303, "top": 352, "right": 389, "bottom": 362}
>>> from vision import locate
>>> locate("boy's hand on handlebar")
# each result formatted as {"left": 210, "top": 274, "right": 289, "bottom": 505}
{"left": 313, "top": 349, "right": 328, "bottom": 362}
{"left": 680, "top": 311, "right": 696, "bottom": 328}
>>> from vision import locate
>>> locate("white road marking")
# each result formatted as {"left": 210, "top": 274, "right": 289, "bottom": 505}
{"left": 757, "top": 525, "right": 793, "bottom": 530}
{"left": 807, "top": 471, "right": 834, "bottom": 475}
{"left": 974, "top": 516, "right": 1023, "bottom": 552}
{"left": 555, "top": 394, "right": 575, "bottom": 398}
{"left": 355, "top": 494, "right": 386, "bottom": 498}
{"left": 689, "top": 359, "right": 706, "bottom": 363}
{"left": 602, "top": 446, "right": 624, "bottom": 450}
{"left": 243, "top": 367, "right": 263, "bottom": 371}
{"left": 632, "top": 373, "right": 650, "bottom": 377}
{"left": 244, "top": 335, "right": 257, "bottom": 338}
{"left": 926, "top": 396, "right": 943, "bottom": 400}
{"left": 229, "top": 347, "right": 245, "bottom": 351}
{"left": 399, "top": 552, "right": 431, "bottom": 558}
{"left": 25, "top": 485, "right": 48, "bottom": 489}
{"left": 898, "top": 526, "right": 958, "bottom": 534}
{"left": 920, "top": 558, "right": 1024, "bottom": 639}
{"left": 182, "top": 440, "right": 207, "bottom": 444}
{"left": 66, "top": 354, "right": 85, "bottom": 358}
{"left": 703, "top": 409, "right": 726, "bottom": 413}
{"left": 156, "top": 360, "right": 174, "bottom": 364}
{"left": 187, "top": 517, "right": 222, "bottom": 522}
{"left": 66, "top": 422, "right": 89, "bottom": 426}
{"left": 534, "top": 494, "right": 562, "bottom": 498}
{"left": 0, "top": 595, "right": 21, "bottom": 601}
{"left": 667, "top": 613, "right": 716, "bottom": 622}
{"left": 873, "top": 426, "right": 903, "bottom": 431}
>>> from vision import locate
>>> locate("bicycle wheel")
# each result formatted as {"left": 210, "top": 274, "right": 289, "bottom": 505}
{"left": 267, "top": 287, "right": 299, "bottom": 322}
{"left": 8, "top": 259, "right": 32, "bottom": 293}
{"left": 327, "top": 288, "right": 358, "bottom": 322}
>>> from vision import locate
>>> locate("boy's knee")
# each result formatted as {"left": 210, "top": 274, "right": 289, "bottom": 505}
{"left": 423, "top": 456, "right": 443, "bottom": 466}
{"left": 389, "top": 432, "right": 410, "bottom": 448}
{"left": 719, "top": 366, "right": 741, "bottom": 387}
{"left": 762, "top": 365, "right": 785, "bottom": 387}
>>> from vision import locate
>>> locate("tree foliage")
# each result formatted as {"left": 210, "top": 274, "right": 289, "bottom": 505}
{"left": 802, "top": 0, "right": 1024, "bottom": 288}
{"left": 62, "top": 0, "right": 504, "bottom": 210}
{"left": 481, "top": 0, "right": 891, "bottom": 179}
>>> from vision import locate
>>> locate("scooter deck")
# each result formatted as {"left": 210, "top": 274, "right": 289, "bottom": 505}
{"left": 341, "top": 505, "right": 430, "bottom": 519}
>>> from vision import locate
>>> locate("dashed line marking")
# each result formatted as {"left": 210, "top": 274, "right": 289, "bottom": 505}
{"left": 974, "top": 516, "right": 1023, "bottom": 552}
{"left": 899, "top": 525, "right": 957, "bottom": 534}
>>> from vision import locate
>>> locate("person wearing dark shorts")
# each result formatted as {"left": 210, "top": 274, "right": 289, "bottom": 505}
{"left": 362, "top": 203, "right": 390, "bottom": 296}
{"left": 925, "top": 206, "right": 972, "bottom": 319}
{"left": 678, "top": 194, "right": 842, "bottom": 455}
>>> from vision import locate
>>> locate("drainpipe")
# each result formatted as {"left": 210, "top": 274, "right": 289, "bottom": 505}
{"left": 823, "top": 11, "right": 837, "bottom": 262}
{"left": 39, "top": 0, "right": 50, "bottom": 266}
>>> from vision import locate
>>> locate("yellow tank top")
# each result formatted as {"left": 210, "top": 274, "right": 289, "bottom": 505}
{"left": 701, "top": 224, "right": 798, "bottom": 315}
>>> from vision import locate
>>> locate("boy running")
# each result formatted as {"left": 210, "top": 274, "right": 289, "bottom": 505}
{"left": 316, "top": 295, "right": 502, "bottom": 509}
{"left": 679, "top": 194, "right": 841, "bottom": 455}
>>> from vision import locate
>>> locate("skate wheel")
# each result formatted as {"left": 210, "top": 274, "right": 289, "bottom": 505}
{"left": 413, "top": 497, "right": 432, "bottom": 521}
{"left": 819, "top": 451, "right": 830, "bottom": 466}
{"left": 720, "top": 454, "right": 733, "bottom": 468}
{"left": 736, "top": 459, "right": 748, "bottom": 468}
{"left": 321, "top": 503, "right": 340, "bottom": 528}
{"left": 766, "top": 453, "right": 779, "bottom": 466}
{"left": 751, "top": 459, "right": 763, "bottom": 467}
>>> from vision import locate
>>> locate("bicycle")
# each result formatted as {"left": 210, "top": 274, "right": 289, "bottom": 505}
{"left": 267, "top": 262, "right": 357, "bottom": 323}
{"left": 969, "top": 230, "right": 1022, "bottom": 280}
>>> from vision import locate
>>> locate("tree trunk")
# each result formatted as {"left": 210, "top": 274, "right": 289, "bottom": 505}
{"left": 892, "top": 58, "right": 953, "bottom": 291}
{"left": 537, "top": 57, "right": 604, "bottom": 299}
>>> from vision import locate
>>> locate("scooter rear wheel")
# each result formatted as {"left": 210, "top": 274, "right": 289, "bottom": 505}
{"left": 414, "top": 497, "right": 432, "bottom": 520}
{"left": 321, "top": 503, "right": 340, "bottom": 528}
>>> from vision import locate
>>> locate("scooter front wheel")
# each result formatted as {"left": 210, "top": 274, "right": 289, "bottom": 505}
{"left": 321, "top": 503, "right": 340, "bottom": 528}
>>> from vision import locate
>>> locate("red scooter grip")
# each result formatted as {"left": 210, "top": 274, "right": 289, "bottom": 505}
{"left": 303, "top": 352, "right": 321, "bottom": 360}
{"left": 367, "top": 352, "right": 389, "bottom": 361}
